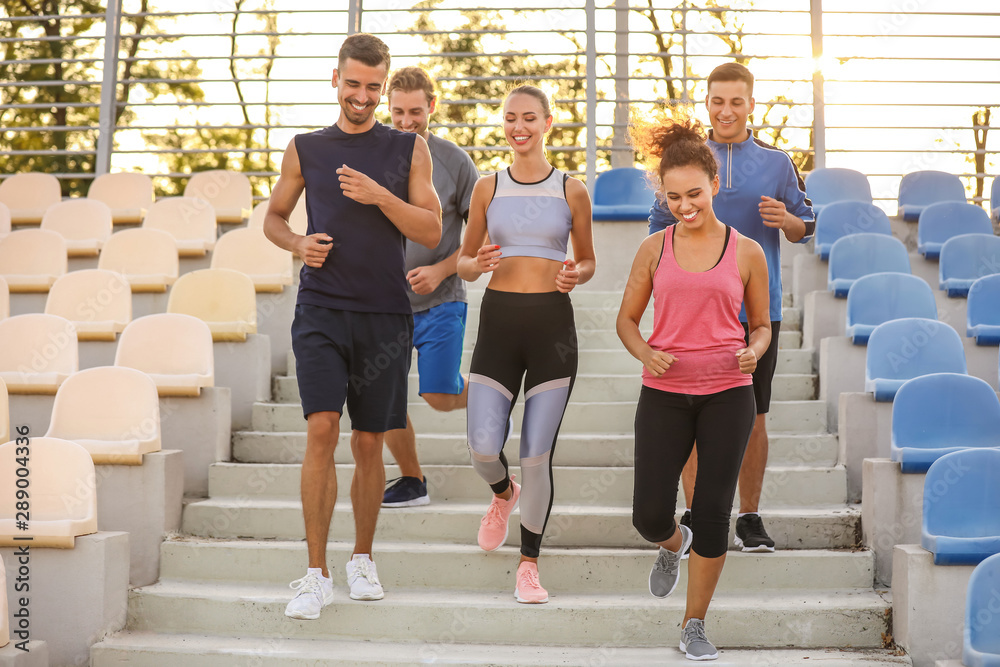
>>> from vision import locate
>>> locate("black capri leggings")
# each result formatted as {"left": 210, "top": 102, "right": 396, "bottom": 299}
{"left": 632, "top": 384, "right": 756, "bottom": 558}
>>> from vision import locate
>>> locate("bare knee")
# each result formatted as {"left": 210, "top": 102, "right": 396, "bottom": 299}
{"left": 423, "top": 392, "right": 460, "bottom": 412}
{"left": 306, "top": 412, "right": 340, "bottom": 446}
{"left": 351, "top": 431, "right": 383, "bottom": 465}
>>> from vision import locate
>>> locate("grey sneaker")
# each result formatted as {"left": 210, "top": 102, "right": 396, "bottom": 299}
{"left": 679, "top": 618, "right": 718, "bottom": 661}
{"left": 649, "top": 524, "right": 693, "bottom": 598}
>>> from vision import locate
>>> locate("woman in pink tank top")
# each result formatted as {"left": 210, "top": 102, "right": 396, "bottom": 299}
{"left": 616, "top": 116, "right": 770, "bottom": 661}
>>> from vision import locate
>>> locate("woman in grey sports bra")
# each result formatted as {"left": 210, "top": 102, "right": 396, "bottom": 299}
{"left": 457, "top": 85, "right": 597, "bottom": 603}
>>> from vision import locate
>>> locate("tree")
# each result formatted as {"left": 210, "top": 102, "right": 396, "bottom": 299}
{"left": 0, "top": 0, "right": 203, "bottom": 196}
{"left": 971, "top": 106, "right": 991, "bottom": 215}
{"left": 409, "top": 0, "right": 598, "bottom": 177}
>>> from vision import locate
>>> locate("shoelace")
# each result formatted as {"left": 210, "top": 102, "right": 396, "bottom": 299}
{"left": 519, "top": 566, "right": 541, "bottom": 589}
{"left": 289, "top": 573, "right": 323, "bottom": 598}
{"left": 654, "top": 548, "right": 679, "bottom": 575}
{"left": 685, "top": 620, "right": 709, "bottom": 645}
{"left": 355, "top": 559, "right": 380, "bottom": 585}
{"left": 481, "top": 495, "right": 507, "bottom": 525}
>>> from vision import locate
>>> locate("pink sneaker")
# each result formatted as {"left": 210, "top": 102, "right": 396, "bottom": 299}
{"left": 477, "top": 476, "right": 520, "bottom": 552}
{"left": 514, "top": 561, "right": 548, "bottom": 604}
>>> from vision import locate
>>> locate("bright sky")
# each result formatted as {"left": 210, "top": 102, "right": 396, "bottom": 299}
{"left": 103, "top": 0, "right": 998, "bottom": 210}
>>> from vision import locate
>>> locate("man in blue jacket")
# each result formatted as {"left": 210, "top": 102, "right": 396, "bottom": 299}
{"left": 649, "top": 62, "right": 814, "bottom": 553}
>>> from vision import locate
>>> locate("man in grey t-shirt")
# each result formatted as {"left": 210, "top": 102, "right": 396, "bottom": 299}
{"left": 382, "top": 66, "right": 479, "bottom": 507}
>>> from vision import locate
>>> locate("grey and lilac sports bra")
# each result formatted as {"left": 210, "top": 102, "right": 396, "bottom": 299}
{"left": 485, "top": 166, "right": 573, "bottom": 262}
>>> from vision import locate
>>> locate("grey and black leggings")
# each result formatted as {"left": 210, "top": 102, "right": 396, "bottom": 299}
{"left": 632, "top": 384, "right": 756, "bottom": 558}
{"left": 467, "top": 289, "right": 577, "bottom": 558}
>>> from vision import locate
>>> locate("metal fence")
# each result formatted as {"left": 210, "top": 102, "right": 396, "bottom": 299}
{"left": 1, "top": 0, "right": 997, "bottom": 211}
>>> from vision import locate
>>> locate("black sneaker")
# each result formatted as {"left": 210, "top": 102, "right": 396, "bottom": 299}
{"left": 679, "top": 510, "right": 693, "bottom": 559}
{"left": 382, "top": 476, "right": 429, "bottom": 507}
{"left": 734, "top": 514, "right": 775, "bottom": 552}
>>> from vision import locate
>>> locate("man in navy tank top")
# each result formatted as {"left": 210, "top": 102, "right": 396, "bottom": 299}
{"left": 264, "top": 33, "right": 442, "bottom": 620}
{"left": 649, "top": 63, "right": 815, "bottom": 554}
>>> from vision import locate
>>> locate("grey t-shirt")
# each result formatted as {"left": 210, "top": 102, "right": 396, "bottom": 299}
{"left": 405, "top": 133, "right": 479, "bottom": 313}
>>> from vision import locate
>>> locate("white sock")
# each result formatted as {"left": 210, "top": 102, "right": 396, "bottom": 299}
{"left": 307, "top": 567, "right": 331, "bottom": 581}
{"left": 738, "top": 512, "right": 760, "bottom": 518}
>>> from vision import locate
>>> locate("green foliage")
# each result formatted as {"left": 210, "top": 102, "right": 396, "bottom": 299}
{"left": 409, "top": 0, "right": 598, "bottom": 176}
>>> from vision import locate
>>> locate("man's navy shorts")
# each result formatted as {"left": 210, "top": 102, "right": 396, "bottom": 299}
{"left": 742, "top": 320, "right": 781, "bottom": 415}
{"left": 291, "top": 303, "right": 413, "bottom": 432}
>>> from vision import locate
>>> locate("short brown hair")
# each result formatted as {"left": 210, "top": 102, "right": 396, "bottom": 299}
{"left": 388, "top": 67, "right": 436, "bottom": 105}
{"left": 338, "top": 33, "right": 391, "bottom": 70}
{"left": 707, "top": 62, "right": 754, "bottom": 97}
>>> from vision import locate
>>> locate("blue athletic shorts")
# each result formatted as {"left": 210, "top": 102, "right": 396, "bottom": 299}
{"left": 291, "top": 303, "right": 412, "bottom": 432}
{"left": 413, "top": 301, "right": 467, "bottom": 395}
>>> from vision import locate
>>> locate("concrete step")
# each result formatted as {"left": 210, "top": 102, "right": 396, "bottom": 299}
{"left": 251, "top": 399, "right": 828, "bottom": 435}
{"left": 181, "top": 500, "right": 860, "bottom": 549}
{"left": 273, "top": 372, "right": 818, "bottom": 404}
{"left": 232, "top": 431, "right": 840, "bottom": 468}
{"left": 158, "top": 539, "right": 875, "bottom": 593}
{"left": 207, "top": 462, "right": 848, "bottom": 508}
{"left": 91, "top": 633, "right": 911, "bottom": 667}
{"left": 116, "top": 581, "right": 890, "bottom": 649}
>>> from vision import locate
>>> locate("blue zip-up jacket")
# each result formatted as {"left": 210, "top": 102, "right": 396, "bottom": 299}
{"left": 648, "top": 130, "right": 815, "bottom": 322}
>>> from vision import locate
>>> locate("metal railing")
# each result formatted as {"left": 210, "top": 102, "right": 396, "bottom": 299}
{"left": 0, "top": 1, "right": 996, "bottom": 211}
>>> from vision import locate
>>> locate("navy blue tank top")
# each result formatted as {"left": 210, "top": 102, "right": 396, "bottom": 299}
{"left": 295, "top": 122, "right": 416, "bottom": 314}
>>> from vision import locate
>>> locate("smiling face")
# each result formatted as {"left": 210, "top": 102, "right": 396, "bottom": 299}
{"left": 332, "top": 57, "right": 388, "bottom": 131}
{"left": 503, "top": 92, "right": 552, "bottom": 154}
{"left": 661, "top": 164, "right": 721, "bottom": 229}
{"left": 705, "top": 79, "right": 754, "bottom": 144}
{"left": 389, "top": 88, "right": 435, "bottom": 139}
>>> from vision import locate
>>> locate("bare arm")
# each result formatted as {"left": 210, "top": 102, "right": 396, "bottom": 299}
{"left": 407, "top": 247, "right": 459, "bottom": 296}
{"left": 616, "top": 233, "right": 678, "bottom": 377}
{"left": 263, "top": 138, "right": 333, "bottom": 268}
{"left": 760, "top": 195, "right": 808, "bottom": 242}
{"left": 737, "top": 235, "right": 772, "bottom": 372}
{"left": 457, "top": 175, "right": 501, "bottom": 282}
{"left": 556, "top": 177, "right": 597, "bottom": 292}
{"left": 336, "top": 134, "right": 442, "bottom": 249}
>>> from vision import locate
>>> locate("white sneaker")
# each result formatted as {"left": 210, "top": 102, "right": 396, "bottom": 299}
{"left": 284, "top": 568, "right": 333, "bottom": 620}
{"left": 346, "top": 554, "right": 385, "bottom": 601}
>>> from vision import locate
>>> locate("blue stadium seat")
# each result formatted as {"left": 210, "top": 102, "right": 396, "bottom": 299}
{"left": 805, "top": 167, "right": 872, "bottom": 217}
{"left": 814, "top": 201, "right": 891, "bottom": 260}
{"left": 890, "top": 373, "right": 1000, "bottom": 472}
{"left": 991, "top": 177, "right": 999, "bottom": 228}
{"left": 591, "top": 167, "right": 656, "bottom": 221}
{"left": 828, "top": 233, "right": 910, "bottom": 297}
{"left": 968, "top": 274, "right": 1000, "bottom": 345}
{"left": 965, "top": 552, "right": 1000, "bottom": 666}
{"left": 845, "top": 272, "right": 937, "bottom": 344}
{"left": 939, "top": 233, "right": 1000, "bottom": 297}
{"left": 898, "top": 170, "right": 967, "bottom": 221}
{"left": 865, "top": 318, "right": 966, "bottom": 401}
{"left": 917, "top": 201, "right": 993, "bottom": 259}
{"left": 922, "top": 448, "right": 1000, "bottom": 565}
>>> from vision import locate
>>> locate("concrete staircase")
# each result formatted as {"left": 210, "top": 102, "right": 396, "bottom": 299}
{"left": 91, "top": 288, "right": 911, "bottom": 666}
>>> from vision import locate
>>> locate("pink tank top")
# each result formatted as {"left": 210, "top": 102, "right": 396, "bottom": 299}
{"left": 642, "top": 226, "right": 753, "bottom": 395}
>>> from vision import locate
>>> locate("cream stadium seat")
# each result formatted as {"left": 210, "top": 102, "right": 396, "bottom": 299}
{"left": 0, "top": 437, "right": 98, "bottom": 548}
{"left": 0, "top": 314, "right": 78, "bottom": 394}
{"left": 115, "top": 313, "right": 214, "bottom": 396}
{"left": 211, "top": 227, "right": 293, "bottom": 292}
{"left": 0, "top": 377, "right": 8, "bottom": 444}
{"left": 184, "top": 170, "right": 252, "bottom": 224}
{"left": 0, "top": 552, "right": 8, "bottom": 647}
{"left": 45, "top": 269, "right": 131, "bottom": 341}
{"left": 40, "top": 198, "right": 113, "bottom": 256}
{"left": 98, "top": 227, "right": 178, "bottom": 292}
{"left": 88, "top": 172, "right": 154, "bottom": 224}
{"left": 167, "top": 268, "right": 257, "bottom": 341}
{"left": 0, "top": 201, "right": 10, "bottom": 239}
{"left": 0, "top": 172, "right": 61, "bottom": 224}
{"left": 248, "top": 194, "right": 308, "bottom": 236}
{"left": 0, "top": 276, "right": 8, "bottom": 320}
{"left": 45, "top": 366, "right": 160, "bottom": 465}
{"left": 0, "top": 229, "right": 67, "bottom": 292}
{"left": 143, "top": 196, "right": 216, "bottom": 256}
